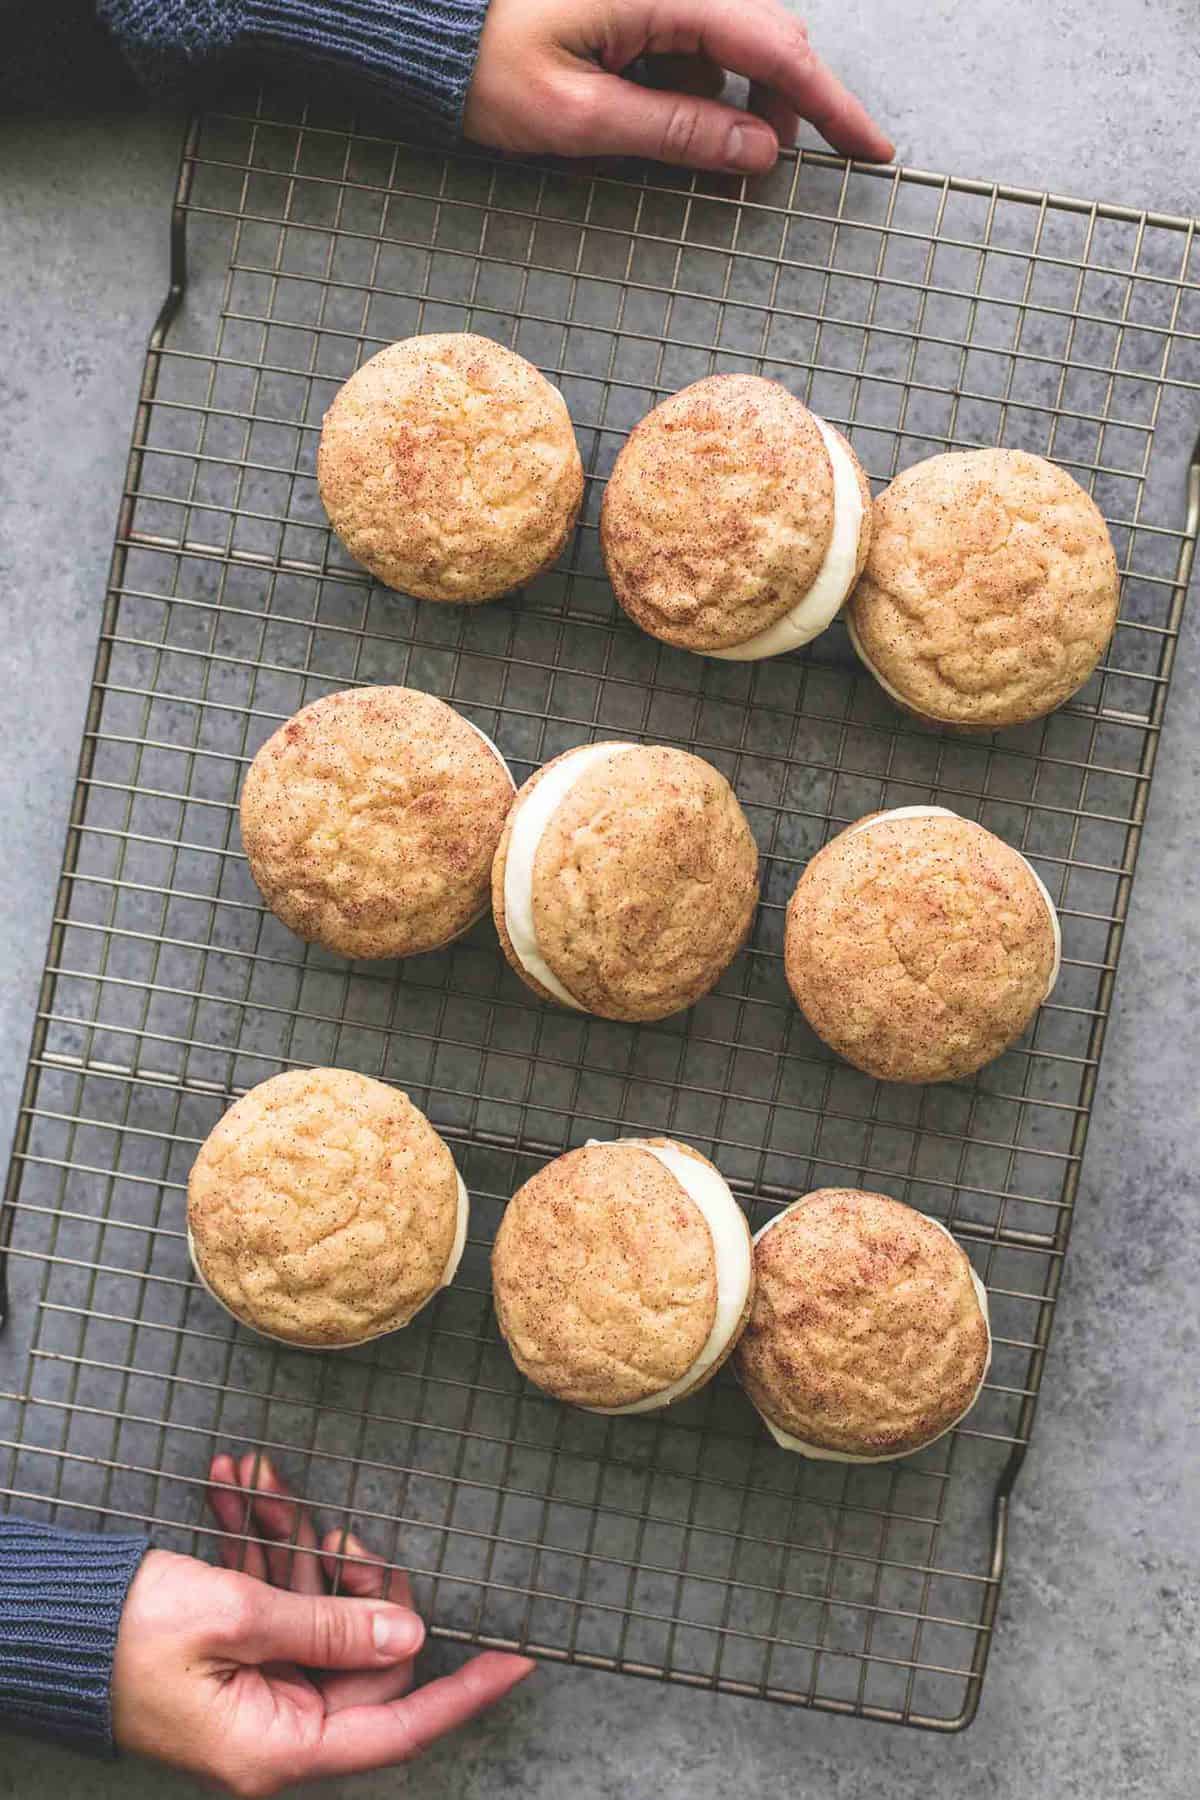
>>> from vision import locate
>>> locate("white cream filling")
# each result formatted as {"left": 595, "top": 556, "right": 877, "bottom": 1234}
{"left": 502, "top": 742, "right": 639, "bottom": 1008}
{"left": 840, "top": 804, "right": 1061, "bottom": 997}
{"left": 187, "top": 1171, "right": 469, "bottom": 1350}
{"left": 708, "top": 416, "right": 863, "bottom": 662}
{"left": 750, "top": 1202, "right": 992, "bottom": 1461}
{"left": 582, "top": 1139, "right": 753, "bottom": 1416}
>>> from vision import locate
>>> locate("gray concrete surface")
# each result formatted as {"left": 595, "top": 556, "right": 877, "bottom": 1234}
{"left": 1, "top": 2, "right": 1198, "bottom": 1795}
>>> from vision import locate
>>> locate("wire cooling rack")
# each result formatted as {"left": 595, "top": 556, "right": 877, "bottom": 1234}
{"left": 2, "top": 99, "right": 1198, "bottom": 1734}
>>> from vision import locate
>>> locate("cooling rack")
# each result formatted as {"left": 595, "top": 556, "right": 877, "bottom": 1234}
{"left": 2, "top": 97, "right": 1197, "bottom": 1734}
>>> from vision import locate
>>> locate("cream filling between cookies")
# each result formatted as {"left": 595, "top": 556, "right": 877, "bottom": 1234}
{"left": 187, "top": 1172, "right": 470, "bottom": 1350}
{"left": 708, "top": 416, "right": 863, "bottom": 662}
{"left": 841, "top": 804, "right": 1062, "bottom": 998}
{"left": 502, "top": 742, "right": 639, "bottom": 1009}
{"left": 749, "top": 1203, "right": 992, "bottom": 1461}
{"left": 583, "top": 1139, "right": 754, "bottom": 1417}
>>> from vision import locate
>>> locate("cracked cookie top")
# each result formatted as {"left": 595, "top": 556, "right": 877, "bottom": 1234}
{"left": 491, "top": 1140, "right": 718, "bottom": 1408}
{"left": 187, "top": 1067, "right": 461, "bottom": 1346}
{"left": 317, "top": 332, "right": 584, "bottom": 602}
{"left": 600, "top": 375, "right": 854, "bottom": 651}
{"left": 240, "top": 685, "right": 514, "bottom": 962}
{"left": 491, "top": 743, "right": 760, "bottom": 1021}
{"left": 736, "top": 1189, "right": 990, "bottom": 1456}
{"left": 847, "top": 448, "right": 1119, "bottom": 727}
{"left": 784, "top": 811, "right": 1057, "bottom": 1083}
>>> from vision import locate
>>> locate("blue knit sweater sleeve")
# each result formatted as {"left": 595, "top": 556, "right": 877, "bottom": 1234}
{"left": 98, "top": 0, "right": 491, "bottom": 135}
{"left": 0, "top": 1518, "right": 148, "bottom": 1756}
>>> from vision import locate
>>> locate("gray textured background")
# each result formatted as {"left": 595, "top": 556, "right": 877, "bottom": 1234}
{"left": 1, "top": 1, "right": 1197, "bottom": 1794}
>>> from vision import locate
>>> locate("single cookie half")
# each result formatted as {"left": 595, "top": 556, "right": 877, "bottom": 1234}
{"left": 188, "top": 1068, "right": 467, "bottom": 1349}
{"left": 600, "top": 375, "right": 871, "bottom": 657}
{"left": 491, "top": 742, "right": 759, "bottom": 1020}
{"left": 847, "top": 448, "right": 1119, "bottom": 727}
{"left": 492, "top": 1138, "right": 754, "bottom": 1412}
{"left": 241, "top": 685, "right": 515, "bottom": 961}
{"left": 785, "top": 806, "right": 1060, "bottom": 1084}
{"left": 317, "top": 332, "right": 584, "bottom": 602}
{"left": 736, "top": 1189, "right": 990, "bottom": 1460}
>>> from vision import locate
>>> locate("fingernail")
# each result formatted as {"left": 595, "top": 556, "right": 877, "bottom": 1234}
{"left": 726, "top": 124, "right": 775, "bottom": 172}
{"left": 372, "top": 1608, "right": 424, "bottom": 1658}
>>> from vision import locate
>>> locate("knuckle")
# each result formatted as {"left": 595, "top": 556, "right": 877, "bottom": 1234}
{"left": 660, "top": 101, "right": 703, "bottom": 163}
{"left": 782, "top": 13, "right": 812, "bottom": 51}
{"left": 310, "top": 1599, "right": 356, "bottom": 1665}
{"left": 388, "top": 1707, "right": 423, "bottom": 1763}
{"left": 772, "top": 19, "right": 816, "bottom": 85}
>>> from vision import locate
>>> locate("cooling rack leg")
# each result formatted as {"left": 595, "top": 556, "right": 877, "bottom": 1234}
{"left": 0, "top": 116, "right": 197, "bottom": 1336}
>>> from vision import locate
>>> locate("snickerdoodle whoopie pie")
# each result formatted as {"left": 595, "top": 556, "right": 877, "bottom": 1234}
{"left": 188, "top": 1068, "right": 467, "bottom": 1349}
{"left": 784, "top": 806, "right": 1060, "bottom": 1084}
{"left": 736, "top": 1187, "right": 991, "bottom": 1461}
{"left": 492, "top": 1137, "right": 753, "bottom": 1413}
{"left": 601, "top": 374, "right": 871, "bottom": 659}
{"left": 317, "top": 332, "right": 583, "bottom": 602}
{"left": 241, "top": 685, "right": 515, "bottom": 962}
{"left": 491, "top": 741, "right": 759, "bottom": 1020}
{"left": 847, "top": 448, "right": 1119, "bottom": 728}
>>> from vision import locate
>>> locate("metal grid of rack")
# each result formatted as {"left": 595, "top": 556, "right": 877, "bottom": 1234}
{"left": 1, "top": 100, "right": 1197, "bottom": 1731}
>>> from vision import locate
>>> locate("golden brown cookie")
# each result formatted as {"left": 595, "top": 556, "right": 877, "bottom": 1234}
{"left": 784, "top": 806, "right": 1060, "bottom": 1084}
{"left": 188, "top": 1068, "right": 466, "bottom": 1348}
{"left": 317, "top": 333, "right": 584, "bottom": 601}
{"left": 241, "top": 685, "right": 514, "bottom": 961}
{"left": 491, "top": 742, "right": 759, "bottom": 1020}
{"left": 736, "top": 1189, "right": 991, "bottom": 1460}
{"left": 601, "top": 375, "right": 872, "bottom": 656}
{"left": 847, "top": 448, "right": 1119, "bottom": 727}
{"left": 491, "top": 1138, "right": 753, "bottom": 1412}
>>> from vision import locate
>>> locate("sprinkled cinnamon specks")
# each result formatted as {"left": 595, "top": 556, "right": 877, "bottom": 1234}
{"left": 736, "top": 1189, "right": 990, "bottom": 1458}
{"left": 241, "top": 685, "right": 513, "bottom": 961}
{"left": 492, "top": 744, "right": 760, "bottom": 1022}
{"left": 188, "top": 1068, "right": 461, "bottom": 1348}
{"left": 317, "top": 332, "right": 583, "bottom": 603}
{"left": 492, "top": 1141, "right": 721, "bottom": 1410}
{"left": 601, "top": 375, "right": 869, "bottom": 651}
{"left": 784, "top": 811, "right": 1058, "bottom": 1084}
{"left": 848, "top": 448, "right": 1119, "bottom": 727}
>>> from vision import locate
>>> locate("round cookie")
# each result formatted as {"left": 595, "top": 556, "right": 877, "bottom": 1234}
{"left": 317, "top": 332, "right": 584, "bottom": 602}
{"left": 491, "top": 1138, "right": 753, "bottom": 1412}
{"left": 736, "top": 1188, "right": 991, "bottom": 1460}
{"left": 785, "top": 806, "right": 1060, "bottom": 1084}
{"left": 491, "top": 742, "right": 759, "bottom": 1020}
{"left": 600, "top": 375, "right": 872, "bottom": 658}
{"left": 187, "top": 1068, "right": 467, "bottom": 1348}
{"left": 241, "top": 685, "right": 515, "bottom": 961}
{"left": 847, "top": 448, "right": 1119, "bottom": 727}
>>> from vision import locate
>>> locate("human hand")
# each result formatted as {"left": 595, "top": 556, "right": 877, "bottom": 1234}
{"left": 464, "top": 0, "right": 892, "bottom": 173}
{"left": 111, "top": 1452, "right": 534, "bottom": 1796}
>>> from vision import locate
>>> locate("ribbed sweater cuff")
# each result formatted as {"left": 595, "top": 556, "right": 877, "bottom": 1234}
{"left": 0, "top": 1520, "right": 149, "bottom": 1756}
{"left": 242, "top": 0, "right": 490, "bottom": 133}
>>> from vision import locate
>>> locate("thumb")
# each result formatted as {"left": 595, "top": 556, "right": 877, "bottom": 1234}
{"left": 239, "top": 1583, "right": 425, "bottom": 1669}
{"left": 562, "top": 72, "right": 779, "bottom": 173}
